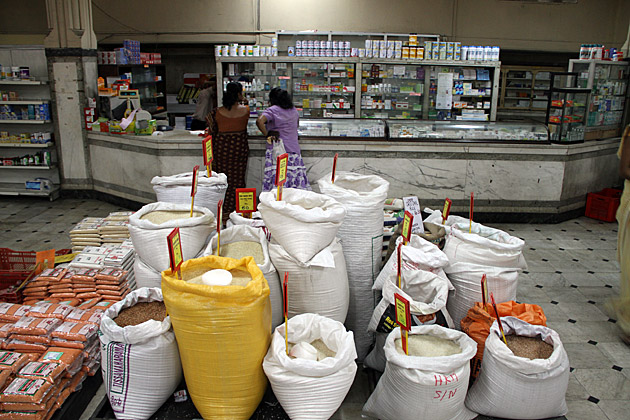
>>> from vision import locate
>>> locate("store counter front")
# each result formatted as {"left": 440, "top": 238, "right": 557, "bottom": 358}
{"left": 87, "top": 120, "right": 621, "bottom": 217}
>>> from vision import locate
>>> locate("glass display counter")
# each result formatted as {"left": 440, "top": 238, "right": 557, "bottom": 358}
{"left": 387, "top": 120, "right": 549, "bottom": 142}
{"left": 292, "top": 62, "right": 356, "bottom": 118}
{"left": 247, "top": 118, "right": 385, "bottom": 139}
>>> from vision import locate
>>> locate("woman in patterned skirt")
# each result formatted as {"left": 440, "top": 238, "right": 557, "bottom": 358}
{"left": 209, "top": 82, "right": 249, "bottom": 221}
{"left": 256, "top": 88, "right": 311, "bottom": 191}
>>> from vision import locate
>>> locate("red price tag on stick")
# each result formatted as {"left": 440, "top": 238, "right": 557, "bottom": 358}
{"left": 331, "top": 153, "right": 338, "bottom": 183}
{"left": 442, "top": 198, "right": 452, "bottom": 224}
{"left": 394, "top": 293, "right": 411, "bottom": 355}
{"left": 283, "top": 272, "right": 289, "bottom": 355}
{"left": 469, "top": 192, "right": 474, "bottom": 233}
{"left": 190, "top": 165, "right": 199, "bottom": 217}
{"left": 236, "top": 188, "right": 257, "bottom": 218}
{"left": 167, "top": 228, "right": 183, "bottom": 280}
{"left": 216, "top": 200, "right": 223, "bottom": 256}
{"left": 401, "top": 211, "right": 413, "bottom": 245}
{"left": 202, "top": 136, "right": 213, "bottom": 177}
{"left": 275, "top": 153, "right": 288, "bottom": 201}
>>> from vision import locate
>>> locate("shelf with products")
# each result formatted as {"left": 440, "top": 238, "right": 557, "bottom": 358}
{"left": 498, "top": 65, "right": 562, "bottom": 112}
{"left": 568, "top": 59, "right": 629, "bottom": 137}
{"left": 545, "top": 73, "right": 590, "bottom": 144}
{"left": 98, "top": 64, "right": 167, "bottom": 114}
{"left": 291, "top": 62, "right": 356, "bottom": 118}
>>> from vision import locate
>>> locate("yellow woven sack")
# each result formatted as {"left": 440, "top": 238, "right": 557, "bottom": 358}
{"left": 161, "top": 255, "right": 271, "bottom": 420}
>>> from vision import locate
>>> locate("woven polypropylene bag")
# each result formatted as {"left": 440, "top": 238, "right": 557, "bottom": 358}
{"left": 268, "top": 238, "right": 349, "bottom": 323}
{"left": 202, "top": 225, "right": 282, "bottom": 330}
{"left": 100, "top": 287, "right": 182, "bottom": 420}
{"left": 317, "top": 172, "right": 389, "bottom": 361}
{"left": 263, "top": 313, "right": 357, "bottom": 420}
{"left": 161, "top": 256, "right": 271, "bottom": 420}
{"left": 152, "top": 171, "right": 227, "bottom": 216}
{"left": 465, "top": 317, "right": 569, "bottom": 419}
{"left": 133, "top": 257, "right": 162, "bottom": 289}
{"left": 363, "top": 325, "right": 477, "bottom": 420}
{"left": 128, "top": 202, "right": 216, "bottom": 273}
{"left": 258, "top": 188, "right": 346, "bottom": 264}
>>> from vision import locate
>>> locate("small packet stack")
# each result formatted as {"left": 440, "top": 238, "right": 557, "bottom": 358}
{"left": 39, "top": 348, "right": 84, "bottom": 379}
{"left": 81, "top": 301, "right": 114, "bottom": 313}
{"left": 94, "top": 269, "right": 132, "bottom": 302}
{"left": 98, "top": 220, "right": 130, "bottom": 245}
{"left": 6, "top": 317, "right": 62, "bottom": 354}
{"left": 22, "top": 269, "right": 67, "bottom": 306}
{"left": 46, "top": 270, "right": 75, "bottom": 301}
{"left": 50, "top": 322, "right": 98, "bottom": 351}
{"left": 69, "top": 218, "right": 104, "bottom": 253}
{"left": 81, "top": 339, "right": 101, "bottom": 376}
{"left": 0, "top": 377, "right": 57, "bottom": 419}
{"left": 64, "top": 308, "right": 102, "bottom": 327}
{"left": 69, "top": 269, "right": 99, "bottom": 301}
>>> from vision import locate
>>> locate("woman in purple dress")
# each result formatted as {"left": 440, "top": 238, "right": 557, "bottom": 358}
{"left": 256, "top": 88, "right": 311, "bottom": 191}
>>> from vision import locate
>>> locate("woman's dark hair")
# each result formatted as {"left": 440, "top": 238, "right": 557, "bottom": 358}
{"left": 223, "top": 82, "right": 242, "bottom": 110}
{"left": 269, "top": 87, "right": 293, "bottom": 109}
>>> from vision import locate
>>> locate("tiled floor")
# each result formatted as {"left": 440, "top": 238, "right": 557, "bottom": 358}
{"left": 1, "top": 197, "right": 629, "bottom": 420}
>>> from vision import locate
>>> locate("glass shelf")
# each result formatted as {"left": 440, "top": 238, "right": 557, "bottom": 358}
{"left": 388, "top": 120, "right": 549, "bottom": 142}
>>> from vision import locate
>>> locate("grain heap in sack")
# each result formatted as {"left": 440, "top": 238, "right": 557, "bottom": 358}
{"left": 424, "top": 207, "right": 527, "bottom": 329}
{"left": 161, "top": 255, "right": 270, "bottom": 420}
{"left": 263, "top": 313, "right": 357, "bottom": 420}
{"left": 465, "top": 317, "right": 569, "bottom": 419}
{"left": 202, "top": 225, "right": 283, "bottom": 330}
{"left": 259, "top": 188, "right": 350, "bottom": 323}
{"left": 365, "top": 258, "right": 453, "bottom": 371}
{"left": 129, "top": 202, "right": 216, "bottom": 289}
{"left": 100, "top": 287, "right": 182, "bottom": 420}
{"left": 152, "top": 171, "right": 227, "bottom": 216}
{"left": 363, "top": 325, "right": 477, "bottom": 420}
{"left": 317, "top": 172, "right": 389, "bottom": 361}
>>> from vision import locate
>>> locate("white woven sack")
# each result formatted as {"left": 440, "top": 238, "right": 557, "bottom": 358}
{"left": 258, "top": 188, "right": 346, "bottom": 264}
{"left": 151, "top": 171, "right": 227, "bottom": 216}
{"left": 100, "top": 287, "right": 182, "bottom": 420}
{"left": 263, "top": 313, "right": 357, "bottom": 420}
{"left": 133, "top": 257, "right": 162, "bottom": 289}
{"left": 444, "top": 224, "right": 527, "bottom": 329}
{"left": 226, "top": 211, "right": 271, "bottom": 241}
{"left": 363, "top": 325, "right": 477, "bottom": 420}
{"left": 268, "top": 238, "right": 349, "bottom": 323}
{"left": 465, "top": 317, "right": 569, "bottom": 419}
{"left": 423, "top": 207, "right": 471, "bottom": 234}
{"left": 128, "top": 202, "right": 216, "bottom": 273}
{"left": 202, "top": 225, "right": 282, "bottom": 330}
{"left": 317, "top": 172, "right": 389, "bottom": 361}
{"left": 373, "top": 233, "right": 451, "bottom": 291}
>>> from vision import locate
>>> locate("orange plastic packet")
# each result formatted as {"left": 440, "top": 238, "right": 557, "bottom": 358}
{"left": 68, "top": 371, "right": 86, "bottom": 392}
{"left": 96, "top": 282, "right": 129, "bottom": 291}
{"left": 10, "top": 318, "right": 62, "bottom": 337}
{"left": 49, "top": 293, "right": 77, "bottom": 299}
{"left": 27, "top": 304, "right": 73, "bottom": 320}
{"left": 48, "top": 338, "right": 89, "bottom": 350}
{"left": 20, "top": 354, "right": 42, "bottom": 363}
{"left": 55, "top": 299, "right": 80, "bottom": 307}
{"left": 0, "top": 387, "right": 56, "bottom": 411}
{"left": 17, "top": 362, "right": 64, "bottom": 384}
{"left": 0, "top": 377, "right": 54, "bottom": 403}
{"left": 73, "top": 288, "right": 96, "bottom": 294}
{"left": 0, "top": 352, "right": 30, "bottom": 373}
{"left": 75, "top": 292, "right": 100, "bottom": 300}
{"left": 9, "top": 336, "right": 51, "bottom": 345}
{"left": 0, "top": 369, "right": 11, "bottom": 390}
{"left": 39, "top": 347, "right": 83, "bottom": 372}
{"left": 51, "top": 322, "right": 97, "bottom": 342}
{"left": 36, "top": 268, "right": 67, "bottom": 282}
{"left": 95, "top": 268, "right": 127, "bottom": 282}
{"left": 76, "top": 298, "right": 102, "bottom": 311}
{"left": 0, "top": 304, "right": 31, "bottom": 322}
{"left": 65, "top": 309, "right": 102, "bottom": 326}
{"left": 0, "top": 324, "right": 13, "bottom": 339}
{"left": 6, "top": 341, "right": 48, "bottom": 353}
{"left": 86, "top": 300, "right": 114, "bottom": 313}
{"left": 23, "top": 287, "right": 48, "bottom": 294}
{"left": 97, "top": 287, "right": 129, "bottom": 296}
{"left": 70, "top": 268, "right": 99, "bottom": 282}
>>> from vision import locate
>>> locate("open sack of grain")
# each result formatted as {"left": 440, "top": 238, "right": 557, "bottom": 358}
{"left": 269, "top": 238, "right": 349, "bottom": 323}
{"left": 202, "top": 225, "right": 282, "bottom": 330}
{"left": 100, "top": 287, "right": 182, "bottom": 420}
{"left": 461, "top": 301, "right": 547, "bottom": 379}
{"left": 465, "top": 317, "right": 569, "bottom": 419}
{"left": 317, "top": 172, "right": 389, "bottom": 361}
{"left": 363, "top": 325, "right": 477, "bottom": 420}
{"left": 263, "top": 313, "right": 357, "bottom": 420}
{"left": 128, "top": 202, "right": 216, "bottom": 273}
{"left": 151, "top": 171, "right": 228, "bottom": 217}
{"left": 442, "top": 221, "right": 527, "bottom": 329}
{"left": 365, "top": 269, "right": 453, "bottom": 371}
{"left": 161, "top": 255, "right": 271, "bottom": 420}
{"left": 258, "top": 188, "right": 346, "bottom": 264}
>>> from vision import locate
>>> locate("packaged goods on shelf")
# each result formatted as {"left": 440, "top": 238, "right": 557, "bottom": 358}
{"left": 263, "top": 313, "right": 358, "bottom": 420}
{"left": 317, "top": 172, "right": 389, "bottom": 361}
{"left": 215, "top": 40, "right": 277, "bottom": 57}
{"left": 465, "top": 317, "right": 569, "bottom": 419}
{"left": 0, "top": 150, "right": 52, "bottom": 167}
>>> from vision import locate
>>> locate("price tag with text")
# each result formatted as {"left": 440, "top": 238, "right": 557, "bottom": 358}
{"left": 442, "top": 198, "right": 452, "bottom": 223}
{"left": 191, "top": 165, "right": 199, "bottom": 197}
{"left": 275, "top": 153, "right": 288, "bottom": 186}
{"left": 236, "top": 188, "right": 257, "bottom": 214}
{"left": 167, "top": 228, "right": 183, "bottom": 277}
{"left": 331, "top": 153, "right": 338, "bottom": 183}
{"left": 401, "top": 211, "right": 413, "bottom": 244}
{"left": 202, "top": 136, "right": 213, "bottom": 166}
{"left": 394, "top": 293, "right": 411, "bottom": 355}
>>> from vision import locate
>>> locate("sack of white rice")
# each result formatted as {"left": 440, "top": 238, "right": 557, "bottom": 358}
{"left": 128, "top": 202, "right": 216, "bottom": 273}
{"left": 258, "top": 188, "right": 346, "bottom": 264}
{"left": 465, "top": 317, "right": 569, "bottom": 419}
{"left": 100, "top": 287, "right": 182, "bottom": 420}
{"left": 363, "top": 325, "right": 477, "bottom": 420}
{"left": 269, "top": 238, "right": 349, "bottom": 323}
{"left": 203, "top": 225, "right": 282, "bottom": 330}
{"left": 263, "top": 313, "right": 357, "bottom": 420}
{"left": 317, "top": 172, "right": 389, "bottom": 361}
{"left": 152, "top": 171, "right": 227, "bottom": 217}
{"left": 134, "top": 257, "right": 162, "bottom": 289}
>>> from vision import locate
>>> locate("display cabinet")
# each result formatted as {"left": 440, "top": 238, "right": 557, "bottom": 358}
{"left": 292, "top": 62, "right": 356, "bottom": 118}
{"left": 568, "top": 59, "right": 628, "bottom": 139}
{"left": 98, "top": 64, "right": 167, "bottom": 114}
{"left": 247, "top": 118, "right": 386, "bottom": 139}
{"left": 499, "top": 65, "right": 563, "bottom": 112}
{"left": 360, "top": 63, "right": 425, "bottom": 119}
{"left": 546, "top": 73, "right": 590, "bottom": 144}
{"left": 387, "top": 120, "right": 549, "bottom": 143}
